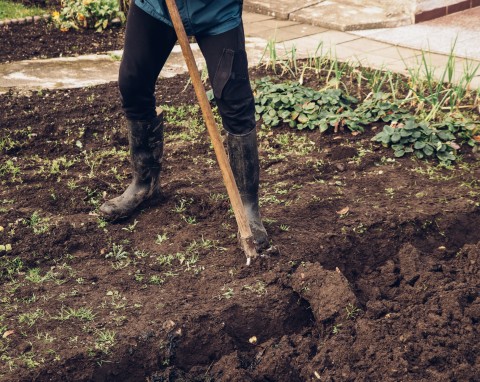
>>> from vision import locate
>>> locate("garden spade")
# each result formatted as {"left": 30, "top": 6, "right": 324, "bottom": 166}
{"left": 165, "top": 0, "right": 258, "bottom": 265}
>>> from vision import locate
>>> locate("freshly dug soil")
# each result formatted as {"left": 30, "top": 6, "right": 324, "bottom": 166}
{"left": 2, "top": 12, "right": 480, "bottom": 382}
{"left": 1, "top": 65, "right": 479, "bottom": 381}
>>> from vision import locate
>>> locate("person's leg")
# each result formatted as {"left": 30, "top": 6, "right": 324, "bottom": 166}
{"left": 100, "top": 3, "right": 177, "bottom": 221}
{"left": 196, "top": 24, "right": 255, "bottom": 136}
{"left": 197, "top": 26, "right": 269, "bottom": 250}
{"left": 119, "top": 1, "right": 177, "bottom": 121}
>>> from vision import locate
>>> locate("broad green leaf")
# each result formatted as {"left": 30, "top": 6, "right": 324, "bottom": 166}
{"left": 423, "top": 145, "right": 434, "bottom": 156}
{"left": 298, "top": 114, "right": 309, "bottom": 124}
{"left": 391, "top": 132, "right": 401, "bottom": 143}
{"left": 414, "top": 141, "right": 426, "bottom": 149}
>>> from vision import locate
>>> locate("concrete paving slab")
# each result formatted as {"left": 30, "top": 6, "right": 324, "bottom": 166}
{"left": 400, "top": 52, "right": 476, "bottom": 75}
{"left": 378, "top": 60, "right": 411, "bottom": 76}
{"left": 242, "top": 11, "right": 275, "bottom": 24}
{"left": 0, "top": 37, "right": 270, "bottom": 93}
{"left": 469, "top": 76, "right": 480, "bottom": 90}
{"left": 313, "top": 30, "right": 361, "bottom": 45}
{"left": 1, "top": 4, "right": 479, "bottom": 93}
{"left": 392, "top": 53, "right": 477, "bottom": 83}
{"left": 353, "top": 26, "right": 465, "bottom": 53}
{"left": 370, "top": 46, "right": 423, "bottom": 61}
{"left": 0, "top": 55, "right": 121, "bottom": 93}
{"left": 327, "top": 45, "right": 366, "bottom": 63}
{"left": 452, "top": 39, "right": 480, "bottom": 61}
{"left": 279, "top": 24, "right": 329, "bottom": 36}
{"left": 333, "top": 48, "right": 400, "bottom": 70}
{"left": 277, "top": 36, "right": 329, "bottom": 58}
{"left": 243, "top": 0, "right": 323, "bottom": 20}
{"left": 244, "top": 20, "right": 328, "bottom": 43}
{"left": 452, "top": 70, "right": 480, "bottom": 86}
{"left": 338, "top": 38, "right": 393, "bottom": 53}
{"left": 421, "top": 52, "right": 461, "bottom": 69}
{"left": 252, "top": 18, "right": 299, "bottom": 29}
{"left": 251, "top": 28, "right": 305, "bottom": 43}
{"left": 244, "top": 21, "right": 279, "bottom": 36}
{"left": 290, "top": 1, "right": 411, "bottom": 31}
{"left": 427, "top": 6, "right": 480, "bottom": 32}
{"left": 352, "top": 8, "right": 480, "bottom": 61}
{"left": 275, "top": 31, "right": 362, "bottom": 59}
{"left": 351, "top": 53, "right": 403, "bottom": 70}
{"left": 243, "top": 18, "right": 301, "bottom": 41}
{"left": 245, "top": 37, "right": 274, "bottom": 65}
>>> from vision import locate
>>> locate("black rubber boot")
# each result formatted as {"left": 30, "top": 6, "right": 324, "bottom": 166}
{"left": 226, "top": 128, "right": 269, "bottom": 251}
{"left": 99, "top": 113, "right": 164, "bottom": 221}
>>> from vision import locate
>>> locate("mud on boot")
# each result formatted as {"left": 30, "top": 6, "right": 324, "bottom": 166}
{"left": 99, "top": 113, "right": 164, "bottom": 221}
{"left": 227, "top": 128, "right": 270, "bottom": 251}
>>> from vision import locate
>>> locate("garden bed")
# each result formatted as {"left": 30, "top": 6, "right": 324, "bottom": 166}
{"left": 1, "top": 63, "right": 480, "bottom": 381}
{"left": 0, "top": 19, "right": 124, "bottom": 63}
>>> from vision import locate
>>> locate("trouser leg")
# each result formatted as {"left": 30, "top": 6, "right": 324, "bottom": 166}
{"left": 119, "top": 2, "right": 177, "bottom": 120}
{"left": 197, "top": 26, "right": 269, "bottom": 250}
{"left": 100, "top": 4, "right": 176, "bottom": 220}
{"left": 196, "top": 24, "right": 256, "bottom": 136}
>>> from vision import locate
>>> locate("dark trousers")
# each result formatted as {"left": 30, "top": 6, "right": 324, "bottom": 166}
{"left": 119, "top": 2, "right": 256, "bottom": 135}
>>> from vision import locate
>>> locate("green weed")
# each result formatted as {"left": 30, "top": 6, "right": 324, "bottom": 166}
{"left": 55, "top": 306, "right": 96, "bottom": 321}
{"left": 23, "top": 211, "right": 51, "bottom": 234}
{"left": 94, "top": 329, "right": 116, "bottom": 354}
{"left": 18, "top": 309, "right": 45, "bottom": 327}
{"left": 52, "top": 0, "right": 125, "bottom": 32}
{"left": 105, "top": 243, "right": 129, "bottom": 262}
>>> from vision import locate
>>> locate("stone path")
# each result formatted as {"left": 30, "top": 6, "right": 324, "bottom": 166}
{"left": 1, "top": 5, "right": 479, "bottom": 93}
{"left": 0, "top": 37, "right": 269, "bottom": 93}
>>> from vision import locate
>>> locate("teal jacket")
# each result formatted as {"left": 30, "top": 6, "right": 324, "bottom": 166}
{"left": 135, "top": 0, "right": 242, "bottom": 36}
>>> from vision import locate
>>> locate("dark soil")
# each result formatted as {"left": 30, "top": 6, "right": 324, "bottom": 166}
{"left": 0, "top": 20, "right": 124, "bottom": 63}
{"left": 1, "top": 16, "right": 480, "bottom": 382}
{"left": 13, "top": 0, "right": 60, "bottom": 8}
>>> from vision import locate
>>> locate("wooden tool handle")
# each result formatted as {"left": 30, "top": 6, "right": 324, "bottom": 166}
{"left": 165, "top": 0, "right": 258, "bottom": 262}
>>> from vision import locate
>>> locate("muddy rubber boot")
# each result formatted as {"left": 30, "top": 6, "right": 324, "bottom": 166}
{"left": 99, "top": 114, "right": 164, "bottom": 221}
{"left": 227, "top": 129, "right": 269, "bottom": 251}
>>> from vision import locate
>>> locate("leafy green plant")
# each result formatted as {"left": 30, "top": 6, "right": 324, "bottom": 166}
{"left": 23, "top": 211, "right": 51, "bottom": 234}
{"left": 254, "top": 78, "right": 411, "bottom": 133}
{"left": 0, "top": 160, "right": 21, "bottom": 182}
{"left": 122, "top": 219, "right": 138, "bottom": 233}
{"left": 0, "top": 256, "right": 23, "bottom": 281}
{"left": 105, "top": 243, "right": 129, "bottom": 261}
{"left": 52, "top": 0, "right": 124, "bottom": 32}
{"left": 345, "top": 303, "right": 361, "bottom": 320}
{"left": 25, "top": 268, "right": 56, "bottom": 283}
{"left": 220, "top": 286, "right": 234, "bottom": 300}
{"left": 254, "top": 77, "right": 359, "bottom": 131}
{"left": 18, "top": 309, "right": 45, "bottom": 327}
{"left": 94, "top": 329, "right": 116, "bottom": 354}
{"left": 434, "top": 115, "right": 480, "bottom": 148}
{"left": 372, "top": 119, "right": 458, "bottom": 164}
{"left": 156, "top": 233, "right": 169, "bottom": 244}
{"left": 0, "top": 135, "right": 18, "bottom": 153}
{"left": 403, "top": 47, "right": 479, "bottom": 121}
{"left": 242, "top": 280, "right": 267, "bottom": 296}
{"left": 149, "top": 275, "right": 164, "bottom": 285}
{"left": 55, "top": 306, "right": 96, "bottom": 321}
{"left": 332, "top": 323, "right": 343, "bottom": 334}
{"left": 355, "top": 92, "right": 410, "bottom": 123}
